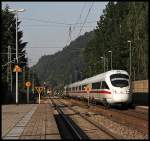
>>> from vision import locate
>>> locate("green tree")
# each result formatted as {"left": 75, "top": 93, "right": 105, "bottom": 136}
{"left": 1, "top": 5, "right": 28, "bottom": 103}
{"left": 83, "top": 2, "right": 148, "bottom": 81}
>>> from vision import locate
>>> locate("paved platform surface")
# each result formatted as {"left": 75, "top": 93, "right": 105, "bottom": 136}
{"left": 2, "top": 99, "right": 61, "bottom": 139}
{"left": 135, "top": 106, "right": 149, "bottom": 113}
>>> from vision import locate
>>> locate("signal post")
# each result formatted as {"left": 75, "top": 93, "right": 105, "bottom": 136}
{"left": 84, "top": 85, "right": 92, "bottom": 107}
{"left": 13, "top": 65, "right": 22, "bottom": 104}
{"left": 25, "top": 81, "right": 31, "bottom": 104}
{"left": 35, "top": 87, "right": 44, "bottom": 104}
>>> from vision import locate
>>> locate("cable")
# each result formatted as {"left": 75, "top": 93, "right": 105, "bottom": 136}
{"left": 23, "top": 24, "right": 95, "bottom": 28}
{"left": 66, "top": 2, "right": 87, "bottom": 47}
{"left": 1, "top": 53, "right": 24, "bottom": 54}
{"left": 72, "top": 2, "right": 87, "bottom": 31}
{"left": 27, "top": 46, "right": 63, "bottom": 48}
{"left": 67, "top": 2, "right": 86, "bottom": 45}
{"left": 2, "top": 54, "right": 25, "bottom": 68}
{"left": 23, "top": 17, "right": 96, "bottom": 25}
{"left": 77, "top": 2, "right": 94, "bottom": 37}
{"left": 69, "top": 24, "right": 72, "bottom": 42}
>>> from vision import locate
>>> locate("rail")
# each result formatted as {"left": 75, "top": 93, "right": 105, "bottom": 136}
{"left": 50, "top": 98, "right": 89, "bottom": 140}
{"left": 56, "top": 98, "right": 124, "bottom": 139}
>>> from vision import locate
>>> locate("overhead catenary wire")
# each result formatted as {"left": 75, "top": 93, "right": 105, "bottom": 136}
{"left": 66, "top": 2, "right": 94, "bottom": 46}
{"left": 27, "top": 46, "right": 63, "bottom": 48}
{"left": 67, "top": 2, "right": 87, "bottom": 45}
{"left": 4, "top": 46, "right": 17, "bottom": 51}
{"left": 69, "top": 24, "right": 72, "bottom": 42}
{"left": 2, "top": 54, "right": 25, "bottom": 68}
{"left": 22, "top": 25, "right": 95, "bottom": 28}
{"left": 72, "top": 2, "right": 87, "bottom": 32}
{"left": 1, "top": 53, "right": 24, "bottom": 54}
{"left": 66, "top": 2, "right": 88, "bottom": 46}
{"left": 23, "top": 17, "right": 97, "bottom": 25}
{"left": 77, "top": 2, "right": 94, "bottom": 37}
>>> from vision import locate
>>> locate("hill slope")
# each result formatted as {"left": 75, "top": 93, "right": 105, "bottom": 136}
{"left": 31, "top": 31, "right": 94, "bottom": 87}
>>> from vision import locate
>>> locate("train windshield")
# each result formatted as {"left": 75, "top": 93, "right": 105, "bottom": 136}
{"left": 110, "top": 73, "right": 129, "bottom": 87}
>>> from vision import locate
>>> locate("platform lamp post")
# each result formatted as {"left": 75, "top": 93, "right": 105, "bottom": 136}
{"left": 127, "top": 40, "right": 132, "bottom": 96}
{"left": 8, "top": 8, "right": 26, "bottom": 104}
{"left": 100, "top": 57, "right": 105, "bottom": 72}
{"left": 127, "top": 40, "right": 132, "bottom": 80}
{"left": 44, "top": 82, "right": 46, "bottom": 96}
{"left": 108, "top": 50, "right": 112, "bottom": 70}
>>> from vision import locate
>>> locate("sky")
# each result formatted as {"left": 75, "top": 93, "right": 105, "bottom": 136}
{"left": 2, "top": 2, "right": 108, "bottom": 67}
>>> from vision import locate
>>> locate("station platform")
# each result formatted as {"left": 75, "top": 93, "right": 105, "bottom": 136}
{"left": 135, "top": 105, "right": 149, "bottom": 113}
{"left": 2, "top": 99, "right": 61, "bottom": 139}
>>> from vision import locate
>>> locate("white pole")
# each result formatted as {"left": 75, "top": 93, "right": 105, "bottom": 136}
{"left": 7, "top": 46, "right": 9, "bottom": 83}
{"left": 39, "top": 93, "right": 40, "bottom": 104}
{"left": 130, "top": 42, "right": 132, "bottom": 80}
{"left": 127, "top": 41, "right": 132, "bottom": 79}
{"left": 111, "top": 51, "right": 112, "bottom": 70}
{"left": 10, "top": 46, "right": 12, "bottom": 93}
{"left": 16, "top": 12, "right": 18, "bottom": 104}
{"left": 8, "top": 8, "right": 25, "bottom": 103}
{"left": 23, "top": 67, "right": 25, "bottom": 89}
{"left": 13, "top": 9, "right": 25, "bottom": 104}
{"left": 27, "top": 87, "right": 29, "bottom": 103}
{"left": 32, "top": 70, "right": 34, "bottom": 94}
{"left": 127, "top": 40, "right": 132, "bottom": 94}
{"left": 104, "top": 57, "right": 105, "bottom": 72}
{"left": 108, "top": 51, "right": 112, "bottom": 70}
{"left": 88, "top": 91, "right": 90, "bottom": 107}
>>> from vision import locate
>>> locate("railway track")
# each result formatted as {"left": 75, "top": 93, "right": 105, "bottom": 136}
{"left": 111, "top": 107, "right": 148, "bottom": 121}
{"left": 50, "top": 98, "right": 89, "bottom": 139}
{"left": 50, "top": 97, "right": 124, "bottom": 139}
{"left": 61, "top": 97, "right": 148, "bottom": 136}
{"left": 70, "top": 97, "right": 148, "bottom": 120}
{"left": 68, "top": 99, "right": 148, "bottom": 134}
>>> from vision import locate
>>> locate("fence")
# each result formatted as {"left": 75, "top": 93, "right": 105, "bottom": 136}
{"left": 131, "top": 80, "right": 148, "bottom": 106}
{"left": 132, "top": 80, "right": 148, "bottom": 93}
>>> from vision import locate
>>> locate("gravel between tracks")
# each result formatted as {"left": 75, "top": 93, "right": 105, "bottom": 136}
{"left": 71, "top": 106, "right": 148, "bottom": 139}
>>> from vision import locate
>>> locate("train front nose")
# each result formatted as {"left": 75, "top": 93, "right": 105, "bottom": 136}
{"left": 112, "top": 89, "right": 131, "bottom": 103}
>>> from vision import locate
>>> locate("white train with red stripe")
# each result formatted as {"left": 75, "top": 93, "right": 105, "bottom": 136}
{"left": 64, "top": 70, "right": 132, "bottom": 107}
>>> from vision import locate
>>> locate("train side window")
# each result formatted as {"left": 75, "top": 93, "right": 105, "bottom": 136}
{"left": 100, "top": 81, "right": 102, "bottom": 89}
{"left": 77, "top": 87, "right": 78, "bottom": 91}
{"left": 73, "top": 87, "right": 75, "bottom": 91}
{"left": 101, "top": 81, "right": 109, "bottom": 89}
{"left": 75, "top": 87, "right": 77, "bottom": 91}
{"left": 69, "top": 88, "right": 71, "bottom": 92}
{"left": 92, "top": 82, "right": 101, "bottom": 89}
{"left": 79, "top": 86, "right": 81, "bottom": 90}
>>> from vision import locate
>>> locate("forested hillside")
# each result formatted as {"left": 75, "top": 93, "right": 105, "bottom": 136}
{"left": 83, "top": 2, "right": 148, "bottom": 80}
{"left": 32, "top": 2, "right": 148, "bottom": 87}
{"left": 32, "top": 31, "right": 95, "bottom": 87}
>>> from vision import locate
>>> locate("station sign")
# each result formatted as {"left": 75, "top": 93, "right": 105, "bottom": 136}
{"left": 35, "top": 86, "right": 44, "bottom": 104}
{"left": 35, "top": 87, "right": 44, "bottom": 94}
{"left": 25, "top": 81, "right": 31, "bottom": 87}
{"left": 84, "top": 85, "right": 92, "bottom": 93}
{"left": 13, "top": 65, "right": 22, "bottom": 72}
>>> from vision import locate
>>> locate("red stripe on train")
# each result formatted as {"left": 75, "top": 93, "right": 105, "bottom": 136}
{"left": 91, "top": 90, "right": 111, "bottom": 94}
{"left": 69, "top": 90, "right": 111, "bottom": 94}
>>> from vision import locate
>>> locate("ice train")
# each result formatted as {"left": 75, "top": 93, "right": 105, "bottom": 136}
{"left": 64, "top": 70, "right": 132, "bottom": 107}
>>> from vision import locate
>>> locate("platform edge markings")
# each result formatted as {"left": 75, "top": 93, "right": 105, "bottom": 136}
{"left": 2, "top": 105, "right": 38, "bottom": 139}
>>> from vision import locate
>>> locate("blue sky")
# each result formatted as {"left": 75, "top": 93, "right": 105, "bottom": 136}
{"left": 2, "top": 2, "right": 108, "bottom": 67}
